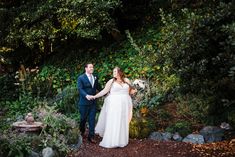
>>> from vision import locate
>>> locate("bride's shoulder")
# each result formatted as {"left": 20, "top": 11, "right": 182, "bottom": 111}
{"left": 124, "top": 78, "right": 131, "bottom": 84}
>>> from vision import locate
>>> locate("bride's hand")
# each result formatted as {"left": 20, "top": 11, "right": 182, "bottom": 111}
{"left": 90, "top": 95, "right": 96, "bottom": 100}
{"left": 129, "top": 88, "right": 137, "bottom": 95}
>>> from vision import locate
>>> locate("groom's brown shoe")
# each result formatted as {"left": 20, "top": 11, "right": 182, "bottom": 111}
{"left": 88, "top": 137, "right": 97, "bottom": 144}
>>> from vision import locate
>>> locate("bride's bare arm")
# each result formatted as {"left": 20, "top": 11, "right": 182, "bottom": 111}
{"left": 94, "top": 79, "right": 114, "bottom": 99}
{"left": 124, "top": 78, "right": 137, "bottom": 95}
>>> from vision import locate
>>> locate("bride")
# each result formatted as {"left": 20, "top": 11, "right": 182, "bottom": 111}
{"left": 91, "top": 67, "right": 135, "bottom": 148}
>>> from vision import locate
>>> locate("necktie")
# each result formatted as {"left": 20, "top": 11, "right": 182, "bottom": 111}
{"left": 89, "top": 75, "right": 94, "bottom": 87}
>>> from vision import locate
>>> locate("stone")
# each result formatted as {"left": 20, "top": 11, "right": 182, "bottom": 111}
{"left": 173, "top": 132, "right": 183, "bottom": 142}
{"left": 42, "top": 147, "right": 54, "bottom": 157}
{"left": 27, "top": 151, "right": 40, "bottom": 157}
{"left": 161, "top": 132, "right": 172, "bottom": 141}
{"left": 220, "top": 122, "right": 233, "bottom": 130}
{"left": 77, "top": 134, "right": 83, "bottom": 147}
{"left": 200, "top": 126, "right": 224, "bottom": 143}
{"left": 148, "top": 132, "right": 163, "bottom": 141}
{"left": 69, "top": 134, "right": 83, "bottom": 150}
{"left": 183, "top": 134, "right": 205, "bottom": 144}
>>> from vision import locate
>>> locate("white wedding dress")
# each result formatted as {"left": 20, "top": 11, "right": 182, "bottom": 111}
{"left": 95, "top": 81, "right": 133, "bottom": 148}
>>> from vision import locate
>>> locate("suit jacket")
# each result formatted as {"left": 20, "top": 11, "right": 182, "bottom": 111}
{"left": 77, "top": 73, "right": 100, "bottom": 106}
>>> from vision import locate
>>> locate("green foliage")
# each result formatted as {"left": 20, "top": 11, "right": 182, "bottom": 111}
{"left": 38, "top": 65, "right": 77, "bottom": 97}
{"left": 155, "top": 108, "right": 171, "bottom": 123}
{"left": 5, "top": 93, "right": 39, "bottom": 117}
{"left": 148, "top": 95, "right": 164, "bottom": 107}
{"left": 146, "top": 107, "right": 172, "bottom": 131}
{"left": 6, "top": 64, "right": 79, "bottom": 114}
{"left": 158, "top": 2, "right": 234, "bottom": 91}
{"left": 157, "top": 2, "right": 235, "bottom": 124}
{"left": 1, "top": 64, "right": 79, "bottom": 120}
{"left": 54, "top": 85, "right": 78, "bottom": 114}
{"left": 0, "top": 74, "right": 18, "bottom": 101}
{"left": 0, "top": 116, "right": 9, "bottom": 132}
{"left": 129, "top": 116, "right": 155, "bottom": 139}
{"left": 176, "top": 94, "right": 211, "bottom": 124}
{"left": 1, "top": 1, "right": 235, "bottom": 145}
{"left": 91, "top": 28, "right": 162, "bottom": 86}
{"left": 38, "top": 105, "right": 80, "bottom": 154}
{"left": 0, "top": 104, "right": 80, "bottom": 157}
{"left": 0, "top": 0, "right": 121, "bottom": 65}
{"left": 4, "top": 0, "right": 120, "bottom": 46}
{"left": 0, "top": 133, "right": 33, "bottom": 157}
{"left": 3, "top": 66, "right": 42, "bottom": 117}
{"left": 166, "top": 120, "right": 192, "bottom": 137}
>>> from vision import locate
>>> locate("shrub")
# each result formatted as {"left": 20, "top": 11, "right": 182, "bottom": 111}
{"left": 0, "top": 132, "right": 34, "bottom": 157}
{"left": 54, "top": 85, "right": 78, "bottom": 114}
{"left": 36, "top": 105, "right": 80, "bottom": 155}
{"left": 0, "top": 102, "right": 81, "bottom": 157}
{"left": 166, "top": 120, "right": 192, "bottom": 137}
{"left": 6, "top": 93, "right": 40, "bottom": 117}
{"left": 129, "top": 116, "right": 155, "bottom": 139}
{"left": 176, "top": 94, "right": 211, "bottom": 124}
{"left": 0, "top": 73, "right": 18, "bottom": 101}
{"left": 157, "top": 2, "right": 235, "bottom": 125}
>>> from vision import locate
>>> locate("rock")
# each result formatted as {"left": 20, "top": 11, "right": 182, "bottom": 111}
{"left": 69, "top": 134, "right": 83, "bottom": 150}
{"left": 173, "top": 132, "right": 183, "bottom": 142}
{"left": 183, "top": 134, "right": 205, "bottom": 144}
{"left": 200, "top": 126, "right": 224, "bottom": 143}
{"left": 148, "top": 132, "right": 163, "bottom": 141}
{"left": 77, "top": 134, "right": 83, "bottom": 148}
{"left": 42, "top": 147, "right": 54, "bottom": 157}
{"left": 27, "top": 151, "right": 40, "bottom": 157}
{"left": 220, "top": 122, "right": 233, "bottom": 130}
{"left": 161, "top": 132, "right": 172, "bottom": 141}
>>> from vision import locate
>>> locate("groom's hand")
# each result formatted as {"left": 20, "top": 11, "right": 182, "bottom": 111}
{"left": 86, "top": 95, "right": 92, "bottom": 100}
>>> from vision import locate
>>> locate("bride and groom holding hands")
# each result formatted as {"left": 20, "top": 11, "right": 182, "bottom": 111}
{"left": 77, "top": 63, "right": 135, "bottom": 148}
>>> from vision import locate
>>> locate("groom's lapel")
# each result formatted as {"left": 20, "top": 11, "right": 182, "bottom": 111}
{"left": 83, "top": 74, "right": 92, "bottom": 87}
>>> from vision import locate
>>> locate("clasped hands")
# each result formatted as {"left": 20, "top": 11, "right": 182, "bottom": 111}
{"left": 86, "top": 95, "right": 96, "bottom": 100}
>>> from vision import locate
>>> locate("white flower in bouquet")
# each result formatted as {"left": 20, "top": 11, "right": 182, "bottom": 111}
{"left": 133, "top": 79, "right": 146, "bottom": 90}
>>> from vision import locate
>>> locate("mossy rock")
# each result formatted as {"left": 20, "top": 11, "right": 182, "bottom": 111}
{"left": 67, "top": 127, "right": 80, "bottom": 144}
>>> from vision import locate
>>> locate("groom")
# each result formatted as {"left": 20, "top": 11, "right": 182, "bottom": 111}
{"left": 77, "top": 63, "right": 101, "bottom": 143}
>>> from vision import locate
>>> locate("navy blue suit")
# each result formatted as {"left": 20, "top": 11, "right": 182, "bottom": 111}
{"left": 77, "top": 73, "right": 100, "bottom": 139}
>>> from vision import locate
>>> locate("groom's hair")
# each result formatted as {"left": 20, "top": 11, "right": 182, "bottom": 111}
{"left": 85, "top": 63, "right": 93, "bottom": 68}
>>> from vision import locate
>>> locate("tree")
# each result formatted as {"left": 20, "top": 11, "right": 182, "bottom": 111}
{"left": 0, "top": 0, "right": 120, "bottom": 64}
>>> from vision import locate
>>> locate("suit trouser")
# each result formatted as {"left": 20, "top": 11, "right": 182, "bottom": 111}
{"left": 79, "top": 104, "right": 96, "bottom": 138}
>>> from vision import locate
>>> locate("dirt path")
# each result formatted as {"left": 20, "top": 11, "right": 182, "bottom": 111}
{"left": 68, "top": 136, "right": 235, "bottom": 157}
